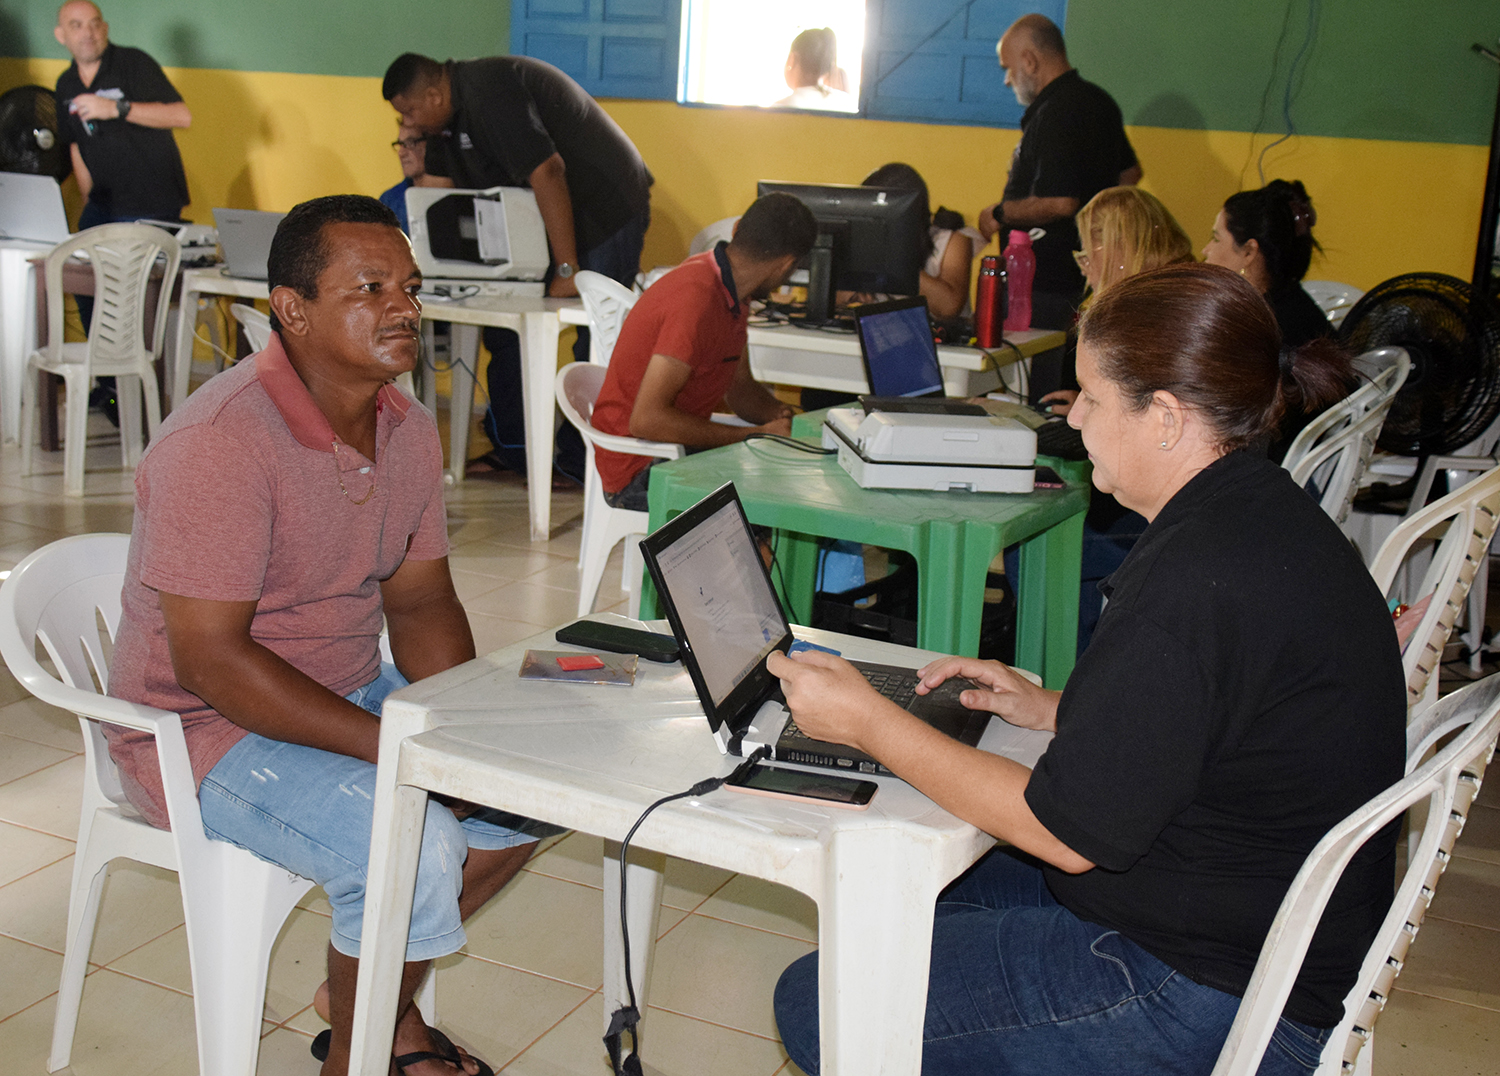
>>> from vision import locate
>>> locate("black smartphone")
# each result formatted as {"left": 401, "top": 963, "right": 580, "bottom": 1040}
{"left": 1033, "top": 465, "right": 1066, "bottom": 489}
{"left": 554, "top": 620, "right": 681, "bottom": 663}
{"left": 723, "top": 763, "right": 878, "bottom": 809}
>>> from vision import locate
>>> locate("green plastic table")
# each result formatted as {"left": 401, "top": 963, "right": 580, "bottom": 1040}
{"left": 641, "top": 418, "right": 1090, "bottom": 689}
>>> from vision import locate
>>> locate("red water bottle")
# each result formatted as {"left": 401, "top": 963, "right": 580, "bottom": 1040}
{"left": 1003, "top": 230, "right": 1035, "bottom": 332}
{"left": 974, "top": 255, "right": 1007, "bottom": 348}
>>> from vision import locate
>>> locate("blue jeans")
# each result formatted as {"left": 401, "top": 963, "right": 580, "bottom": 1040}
{"left": 198, "top": 664, "right": 552, "bottom": 961}
{"left": 482, "top": 206, "right": 651, "bottom": 477}
{"left": 774, "top": 851, "right": 1330, "bottom": 1076}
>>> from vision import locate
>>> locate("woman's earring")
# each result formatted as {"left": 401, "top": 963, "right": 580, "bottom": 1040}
{"left": 1160, "top": 440, "right": 1168, "bottom": 449}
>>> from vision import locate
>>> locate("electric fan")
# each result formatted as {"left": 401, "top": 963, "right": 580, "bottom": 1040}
{"left": 0, "top": 85, "right": 69, "bottom": 180}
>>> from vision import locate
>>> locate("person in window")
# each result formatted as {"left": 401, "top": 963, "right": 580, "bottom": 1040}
{"left": 1202, "top": 180, "right": 1346, "bottom": 459}
{"left": 772, "top": 28, "right": 855, "bottom": 112}
{"left": 770, "top": 263, "right": 1397, "bottom": 1076}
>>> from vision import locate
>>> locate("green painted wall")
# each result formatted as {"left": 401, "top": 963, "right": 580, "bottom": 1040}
{"left": 0, "top": 0, "right": 508, "bottom": 78}
{"left": 2, "top": 0, "right": 1497, "bottom": 145}
{"left": 1068, "top": 0, "right": 1499, "bottom": 146}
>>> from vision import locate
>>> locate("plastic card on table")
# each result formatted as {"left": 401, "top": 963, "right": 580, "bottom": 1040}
{"left": 519, "top": 649, "right": 638, "bottom": 686}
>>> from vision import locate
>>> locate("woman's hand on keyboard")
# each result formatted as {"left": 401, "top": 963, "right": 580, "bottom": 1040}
{"left": 915, "top": 657, "right": 1060, "bottom": 733}
{"left": 766, "top": 648, "right": 891, "bottom": 755}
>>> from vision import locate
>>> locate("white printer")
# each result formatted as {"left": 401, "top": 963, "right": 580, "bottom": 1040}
{"left": 406, "top": 186, "right": 549, "bottom": 297}
{"left": 822, "top": 405, "right": 1038, "bottom": 493}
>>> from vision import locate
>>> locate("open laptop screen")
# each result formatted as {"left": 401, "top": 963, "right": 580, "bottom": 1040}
{"left": 856, "top": 297, "right": 944, "bottom": 398}
{"left": 647, "top": 495, "right": 786, "bottom": 707}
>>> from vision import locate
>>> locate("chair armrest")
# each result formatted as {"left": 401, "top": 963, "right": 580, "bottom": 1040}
{"left": 588, "top": 431, "right": 685, "bottom": 460}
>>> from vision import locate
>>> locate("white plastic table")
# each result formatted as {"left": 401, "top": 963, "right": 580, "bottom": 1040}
{"left": 349, "top": 615, "right": 1051, "bottom": 1076}
{"left": 0, "top": 238, "right": 53, "bottom": 444}
{"left": 747, "top": 322, "right": 1066, "bottom": 398}
{"left": 168, "top": 265, "right": 269, "bottom": 412}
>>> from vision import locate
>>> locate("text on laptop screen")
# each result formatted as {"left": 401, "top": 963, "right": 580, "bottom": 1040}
{"left": 859, "top": 304, "right": 944, "bottom": 398}
{"left": 652, "top": 501, "right": 785, "bottom": 706}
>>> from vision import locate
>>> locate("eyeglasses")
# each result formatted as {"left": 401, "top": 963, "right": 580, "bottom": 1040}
{"left": 391, "top": 136, "right": 426, "bottom": 151}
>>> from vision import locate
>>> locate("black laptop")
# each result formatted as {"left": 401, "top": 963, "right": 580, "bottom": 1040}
{"left": 853, "top": 297, "right": 986, "bottom": 417}
{"left": 638, "top": 482, "right": 990, "bottom": 774}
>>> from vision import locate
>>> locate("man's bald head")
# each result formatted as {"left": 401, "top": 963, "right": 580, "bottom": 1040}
{"left": 997, "top": 13, "right": 1071, "bottom": 107}
{"left": 55, "top": 0, "right": 108, "bottom": 67}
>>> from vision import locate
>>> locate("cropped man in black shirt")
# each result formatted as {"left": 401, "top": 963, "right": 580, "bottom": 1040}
{"left": 54, "top": 1, "right": 191, "bottom": 229}
{"left": 979, "top": 15, "right": 1138, "bottom": 334}
{"left": 383, "top": 52, "right": 654, "bottom": 480}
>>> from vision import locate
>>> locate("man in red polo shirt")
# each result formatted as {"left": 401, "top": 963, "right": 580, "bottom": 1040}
{"left": 108, "top": 195, "right": 534, "bottom": 1076}
{"left": 592, "top": 192, "right": 818, "bottom": 509}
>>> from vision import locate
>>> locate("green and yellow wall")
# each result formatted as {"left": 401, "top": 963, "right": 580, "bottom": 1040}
{"left": 3, "top": 0, "right": 1496, "bottom": 292}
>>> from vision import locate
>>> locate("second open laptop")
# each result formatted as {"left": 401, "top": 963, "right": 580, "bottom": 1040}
{"left": 854, "top": 296, "right": 986, "bottom": 417}
{"left": 0, "top": 173, "right": 70, "bottom": 244}
{"left": 639, "top": 482, "right": 990, "bottom": 774}
{"left": 212, "top": 208, "right": 285, "bottom": 280}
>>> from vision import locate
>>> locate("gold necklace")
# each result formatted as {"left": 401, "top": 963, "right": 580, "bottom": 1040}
{"left": 331, "top": 437, "right": 375, "bottom": 505}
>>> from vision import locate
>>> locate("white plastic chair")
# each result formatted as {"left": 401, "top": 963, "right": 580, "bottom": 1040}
{"left": 556, "top": 363, "right": 683, "bottom": 618}
{"left": 1302, "top": 280, "right": 1365, "bottom": 328}
{"left": 1366, "top": 463, "right": 1500, "bottom": 708}
{"left": 0, "top": 533, "right": 315, "bottom": 1076}
{"left": 1282, "top": 348, "right": 1409, "bottom": 525}
{"left": 1211, "top": 671, "right": 1500, "bottom": 1076}
{"left": 21, "top": 224, "right": 180, "bottom": 497}
{"left": 574, "top": 269, "right": 638, "bottom": 369}
{"left": 228, "top": 302, "right": 273, "bottom": 353}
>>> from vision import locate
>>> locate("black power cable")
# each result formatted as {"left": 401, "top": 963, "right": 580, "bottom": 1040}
{"left": 604, "top": 746, "right": 772, "bottom": 1076}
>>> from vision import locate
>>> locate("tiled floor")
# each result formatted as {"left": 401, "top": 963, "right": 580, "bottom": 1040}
{"left": 0, "top": 422, "right": 1499, "bottom": 1074}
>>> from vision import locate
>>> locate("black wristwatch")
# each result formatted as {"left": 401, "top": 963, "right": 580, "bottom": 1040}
{"left": 116, "top": 98, "right": 132, "bottom": 121}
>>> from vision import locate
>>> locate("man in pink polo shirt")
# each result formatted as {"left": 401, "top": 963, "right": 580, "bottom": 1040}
{"left": 108, "top": 195, "right": 532, "bottom": 1076}
{"left": 591, "top": 191, "right": 818, "bottom": 510}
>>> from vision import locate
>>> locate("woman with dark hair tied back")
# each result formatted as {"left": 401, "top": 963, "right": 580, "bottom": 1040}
{"left": 1203, "top": 179, "right": 1334, "bottom": 349}
{"left": 861, "top": 162, "right": 984, "bottom": 319}
{"left": 770, "top": 262, "right": 1403, "bottom": 1076}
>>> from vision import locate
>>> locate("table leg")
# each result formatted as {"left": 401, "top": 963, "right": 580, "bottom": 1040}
{"left": 817, "top": 829, "right": 942, "bottom": 1076}
{"left": 1, "top": 247, "right": 38, "bottom": 444}
{"left": 444, "top": 324, "right": 480, "bottom": 485}
{"left": 775, "top": 530, "right": 819, "bottom": 626}
{"left": 522, "top": 311, "right": 562, "bottom": 541}
{"left": 349, "top": 769, "right": 430, "bottom": 1076}
{"left": 170, "top": 284, "right": 201, "bottom": 411}
{"left": 1014, "top": 509, "right": 1083, "bottom": 690}
{"left": 601, "top": 840, "right": 665, "bottom": 1035}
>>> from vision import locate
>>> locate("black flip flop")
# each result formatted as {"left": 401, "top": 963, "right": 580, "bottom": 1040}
{"left": 396, "top": 1028, "right": 494, "bottom": 1076}
{"left": 310, "top": 1028, "right": 331, "bottom": 1062}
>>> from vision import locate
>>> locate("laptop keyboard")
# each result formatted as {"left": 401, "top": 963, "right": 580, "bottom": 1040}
{"left": 861, "top": 666, "right": 921, "bottom": 707}
{"left": 1035, "top": 419, "right": 1089, "bottom": 461}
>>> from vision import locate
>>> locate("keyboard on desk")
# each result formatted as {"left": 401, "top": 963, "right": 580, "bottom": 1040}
{"left": 1035, "top": 418, "right": 1089, "bottom": 461}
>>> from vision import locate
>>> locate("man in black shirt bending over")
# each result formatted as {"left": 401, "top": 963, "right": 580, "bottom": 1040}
{"left": 54, "top": 1, "right": 192, "bottom": 230}
{"left": 979, "top": 14, "right": 1138, "bottom": 336}
{"left": 383, "top": 52, "right": 654, "bottom": 482}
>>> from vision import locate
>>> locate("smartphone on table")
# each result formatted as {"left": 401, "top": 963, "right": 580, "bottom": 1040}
{"left": 723, "top": 762, "right": 878, "bottom": 810}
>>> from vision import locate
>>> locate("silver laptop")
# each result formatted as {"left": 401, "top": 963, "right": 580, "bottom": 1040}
{"left": 212, "top": 208, "right": 284, "bottom": 280}
{"left": 0, "top": 173, "right": 70, "bottom": 244}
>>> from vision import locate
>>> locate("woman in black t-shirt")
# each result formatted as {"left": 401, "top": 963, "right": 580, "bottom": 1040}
{"left": 769, "top": 263, "right": 1403, "bottom": 1076}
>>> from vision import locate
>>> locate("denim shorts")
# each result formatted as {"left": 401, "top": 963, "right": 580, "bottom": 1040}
{"left": 198, "top": 664, "right": 552, "bottom": 961}
{"left": 774, "top": 849, "right": 1331, "bottom": 1076}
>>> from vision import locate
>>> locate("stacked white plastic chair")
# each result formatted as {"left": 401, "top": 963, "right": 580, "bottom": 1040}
{"left": 0, "top": 533, "right": 315, "bottom": 1075}
{"left": 1302, "top": 280, "right": 1365, "bottom": 328}
{"left": 228, "top": 301, "right": 273, "bottom": 353}
{"left": 1366, "top": 462, "right": 1500, "bottom": 709}
{"left": 21, "top": 224, "right": 180, "bottom": 496}
{"left": 1211, "top": 673, "right": 1500, "bottom": 1075}
{"left": 1282, "top": 348, "right": 1409, "bottom": 526}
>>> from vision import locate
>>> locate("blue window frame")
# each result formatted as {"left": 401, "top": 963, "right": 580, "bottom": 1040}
{"left": 510, "top": 0, "right": 684, "bottom": 100}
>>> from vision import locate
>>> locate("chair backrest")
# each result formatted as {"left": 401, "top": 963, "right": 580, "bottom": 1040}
{"left": 229, "top": 303, "right": 273, "bottom": 353}
{"left": 1283, "top": 349, "right": 1409, "bottom": 525}
{"left": 1302, "top": 280, "right": 1365, "bottom": 328}
{"left": 0, "top": 533, "right": 204, "bottom": 825}
{"left": 1211, "top": 672, "right": 1500, "bottom": 1076}
{"left": 553, "top": 362, "right": 684, "bottom": 463}
{"left": 574, "top": 270, "right": 638, "bottom": 367}
{"left": 41, "top": 224, "right": 181, "bottom": 370}
{"left": 1367, "top": 463, "right": 1500, "bottom": 705}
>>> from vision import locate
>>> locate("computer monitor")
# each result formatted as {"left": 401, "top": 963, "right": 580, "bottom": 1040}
{"left": 755, "top": 180, "right": 927, "bottom": 298}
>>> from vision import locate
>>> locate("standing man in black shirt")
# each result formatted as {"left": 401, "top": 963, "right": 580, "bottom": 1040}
{"left": 979, "top": 14, "right": 1138, "bottom": 337}
{"left": 383, "top": 53, "right": 654, "bottom": 481}
{"left": 54, "top": 1, "right": 192, "bottom": 230}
